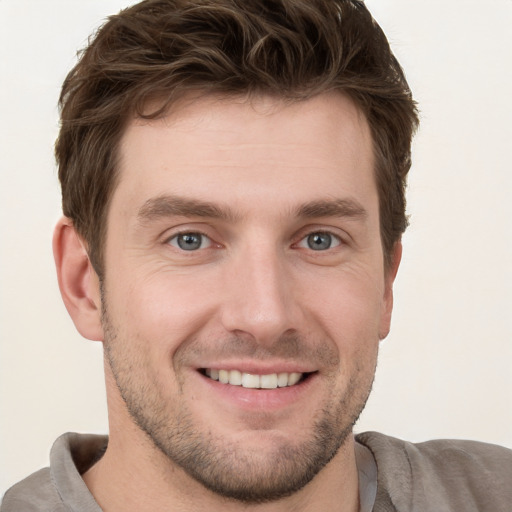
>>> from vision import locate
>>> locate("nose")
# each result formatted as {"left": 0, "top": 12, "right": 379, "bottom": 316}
{"left": 220, "top": 242, "right": 300, "bottom": 346}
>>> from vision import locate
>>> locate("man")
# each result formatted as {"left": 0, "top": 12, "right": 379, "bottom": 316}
{"left": 1, "top": 0, "right": 511, "bottom": 511}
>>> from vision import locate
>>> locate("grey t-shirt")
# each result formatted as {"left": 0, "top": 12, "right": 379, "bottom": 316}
{"left": 2, "top": 431, "right": 512, "bottom": 511}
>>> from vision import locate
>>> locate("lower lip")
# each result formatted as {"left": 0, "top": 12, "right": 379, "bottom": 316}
{"left": 196, "top": 371, "right": 317, "bottom": 411}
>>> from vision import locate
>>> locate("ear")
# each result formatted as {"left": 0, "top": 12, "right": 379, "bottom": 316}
{"left": 53, "top": 217, "right": 104, "bottom": 341}
{"left": 379, "top": 241, "right": 402, "bottom": 340}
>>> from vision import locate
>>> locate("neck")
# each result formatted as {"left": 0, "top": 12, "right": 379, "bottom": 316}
{"left": 83, "top": 427, "right": 360, "bottom": 512}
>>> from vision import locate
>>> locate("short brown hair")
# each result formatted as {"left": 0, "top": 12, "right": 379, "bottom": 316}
{"left": 56, "top": 0, "right": 418, "bottom": 277}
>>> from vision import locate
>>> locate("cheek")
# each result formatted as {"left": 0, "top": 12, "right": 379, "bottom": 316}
{"left": 320, "top": 287, "right": 381, "bottom": 403}
{"left": 305, "top": 268, "right": 385, "bottom": 357}
{"left": 109, "top": 268, "right": 220, "bottom": 352}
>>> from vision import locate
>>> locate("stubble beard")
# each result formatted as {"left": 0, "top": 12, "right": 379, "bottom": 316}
{"left": 101, "top": 302, "right": 377, "bottom": 504}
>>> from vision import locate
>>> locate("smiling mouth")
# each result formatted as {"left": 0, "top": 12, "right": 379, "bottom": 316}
{"left": 201, "top": 369, "right": 312, "bottom": 389}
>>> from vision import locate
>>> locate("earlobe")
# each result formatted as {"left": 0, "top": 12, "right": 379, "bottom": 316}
{"left": 53, "top": 217, "right": 104, "bottom": 341}
{"left": 379, "top": 241, "right": 402, "bottom": 340}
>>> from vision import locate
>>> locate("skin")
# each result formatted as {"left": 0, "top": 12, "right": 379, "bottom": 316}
{"left": 54, "top": 92, "right": 401, "bottom": 512}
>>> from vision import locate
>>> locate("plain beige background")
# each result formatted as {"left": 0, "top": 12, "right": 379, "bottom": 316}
{"left": 1, "top": 0, "right": 511, "bottom": 497}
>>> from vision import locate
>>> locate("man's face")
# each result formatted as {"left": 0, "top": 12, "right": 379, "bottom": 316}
{"left": 100, "top": 92, "right": 396, "bottom": 502}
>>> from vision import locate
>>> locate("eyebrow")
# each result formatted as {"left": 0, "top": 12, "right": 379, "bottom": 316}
{"left": 136, "top": 195, "right": 367, "bottom": 225}
{"left": 137, "top": 195, "right": 240, "bottom": 224}
{"left": 295, "top": 198, "right": 368, "bottom": 221}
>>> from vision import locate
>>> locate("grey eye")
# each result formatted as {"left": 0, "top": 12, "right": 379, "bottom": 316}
{"left": 300, "top": 232, "right": 341, "bottom": 251}
{"left": 169, "top": 233, "right": 211, "bottom": 251}
{"left": 308, "top": 233, "right": 332, "bottom": 250}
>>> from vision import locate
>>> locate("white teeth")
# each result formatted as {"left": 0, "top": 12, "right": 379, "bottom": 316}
{"left": 229, "top": 369, "right": 242, "bottom": 386}
{"left": 242, "top": 373, "right": 260, "bottom": 388}
{"left": 204, "top": 369, "right": 305, "bottom": 389}
{"left": 277, "top": 372, "right": 289, "bottom": 387}
{"left": 288, "top": 372, "right": 302, "bottom": 386}
{"left": 260, "top": 373, "right": 278, "bottom": 389}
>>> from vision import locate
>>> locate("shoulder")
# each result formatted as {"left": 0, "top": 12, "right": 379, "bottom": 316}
{"left": 1, "top": 432, "right": 107, "bottom": 512}
{"left": 357, "top": 430, "right": 512, "bottom": 473}
{"left": 1, "top": 468, "right": 66, "bottom": 512}
{"left": 356, "top": 431, "right": 512, "bottom": 512}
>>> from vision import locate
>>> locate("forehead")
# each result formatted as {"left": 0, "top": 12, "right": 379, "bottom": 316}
{"left": 113, "top": 92, "right": 377, "bottom": 218}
